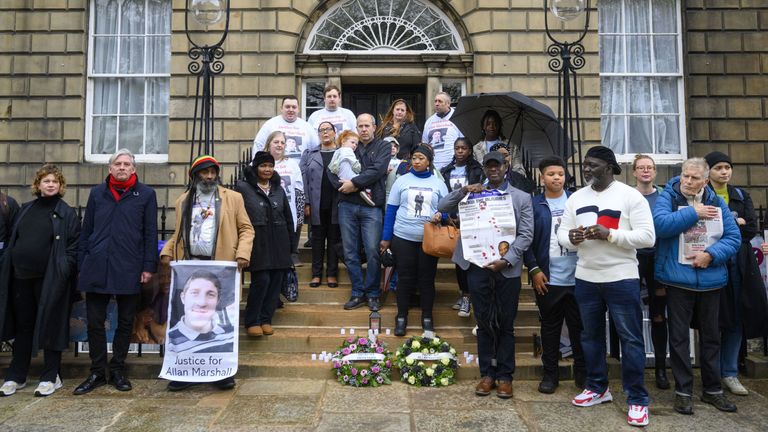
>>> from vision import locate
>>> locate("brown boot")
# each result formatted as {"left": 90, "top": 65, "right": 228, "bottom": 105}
{"left": 261, "top": 324, "right": 274, "bottom": 335}
{"left": 247, "top": 326, "right": 263, "bottom": 337}
{"left": 496, "top": 380, "right": 513, "bottom": 399}
{"left": 475, "top": 376, "right": 495, "bottom": 396}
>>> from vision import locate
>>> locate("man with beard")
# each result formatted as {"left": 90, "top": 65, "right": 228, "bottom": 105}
{"left": 160, "top": 155, "right": 254, "bottom": 391}
{"left": 556, "top": 146, "right": 655, "bottom": 427}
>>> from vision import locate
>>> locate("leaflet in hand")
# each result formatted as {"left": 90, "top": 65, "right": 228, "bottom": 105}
{"left": 678, "top": 206, "right": 723, "bottom": 265}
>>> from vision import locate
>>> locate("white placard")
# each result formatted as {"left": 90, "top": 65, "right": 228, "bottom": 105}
{"left": 342, "top": 353, "right": 386, "bottom": 362}
{"left": 458, "top": 189, "right": 516, "bottom": 267}
{"left": 678, "top": 206, "right": 723, "bottom": 265}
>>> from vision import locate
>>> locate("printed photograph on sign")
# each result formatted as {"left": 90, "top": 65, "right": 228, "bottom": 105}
{"left": 285, "top": 135, "right": 303, "bottom": 157}
{"left": 407, "top": 187, "right": 433, "bottom": 218}
{"left": 428, "top": 128, "right": 447, "bottom": 151}
{"left": 449, "top": 173, "right": 467, "bottom": 191}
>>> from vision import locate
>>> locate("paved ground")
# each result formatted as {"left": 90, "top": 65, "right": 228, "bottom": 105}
{"left": 1, "top": 377, "right": 767, "bottom": 431}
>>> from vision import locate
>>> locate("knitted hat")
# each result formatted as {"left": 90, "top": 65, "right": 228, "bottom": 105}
{"left": 252, "top": 151, "right": 275, "bottom": 167}
{"left": 704, "top": 151, "right": 732, "bottom": 169}
{"left": 585, "top": 146, "right": 621, "bottom": 175}
{"left": 189, "top": 155, "right": 220, "bottom": 178}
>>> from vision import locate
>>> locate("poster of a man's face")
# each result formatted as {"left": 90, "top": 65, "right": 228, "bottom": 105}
{"left": 180, "top": 274, "right": 220, "bottom": 334}
{"left": 498, "top": 241, "right": 510, "bottom": 257}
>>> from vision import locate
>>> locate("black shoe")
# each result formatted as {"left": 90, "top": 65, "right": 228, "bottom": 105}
{"left": 674, "top": 394, "right": 693, "bottom": 415}
{"left": 303, "top": 239, "right": 311, "bottom": 248}
{"left": 574, "top": 369, "right": 586, "bottom": 389}
{"left": 214, "top": 377, "right": 236, "bottom": 390}
{"left": 277, "top": 299, "right": 285, "bottom": 309}
{"left": 343, "top": 296, "right": 367, "bottom": 310}
{"left": 394, "top": 316, "right": 407, "bottom": 336}
{"left": 167, "top": 381, "right": 195, "bottom": 392}
{"left": 368, "top": 298, "right": 380, "bottom": 311}
{"left": 73, "top": 373, "right": 107, "bottom": 395}
{"left": 701, "top": 392, "right": 737, "bottom": 412}
{"left": 655, "top": 368, "right": 670, "bottom": 390}
{"left": 421, "top": 317, "right": 434, "bottom": 332}
{"left": 109, "top": 372, "right": 132, "bottom": 392}
{"left": 538, "top": 378, "right": 558, "bottom": 394}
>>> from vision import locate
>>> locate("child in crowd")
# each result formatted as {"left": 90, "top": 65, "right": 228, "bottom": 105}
{"left": 328, "top": 130, "right": 375, "bottom": 206}
{"left": 385, "top": 137, "right": 401, "bottom": 174}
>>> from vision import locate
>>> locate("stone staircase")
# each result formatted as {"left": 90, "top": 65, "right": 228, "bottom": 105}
{"left": 1, "top": 241, "right": 587, "bottom": 382}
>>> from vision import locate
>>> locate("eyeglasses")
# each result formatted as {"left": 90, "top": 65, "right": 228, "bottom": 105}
{"left": 318, "top": 127, "right": 334, "bottom": 133}
{"left": 635, "top": 166, "right": 655, "bottom": 171}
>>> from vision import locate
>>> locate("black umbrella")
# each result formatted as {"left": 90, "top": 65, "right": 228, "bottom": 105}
{"left": 451, "top": 92, "right": 574, "bottom": 171}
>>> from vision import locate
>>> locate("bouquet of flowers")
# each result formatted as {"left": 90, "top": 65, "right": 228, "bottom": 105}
{"left": 330, "top": 336, "right": 392, "bottom": 387}
{"left": 393, "top": 334, "right": 458, "bottom": 387}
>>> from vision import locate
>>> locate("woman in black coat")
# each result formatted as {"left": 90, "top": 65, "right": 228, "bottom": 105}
{"left": 0, "top": 164, "right": 80, "bottom": 397}
{"left": 376, "top": 99, "right": 421, "bottom": 159}
{"left": 237, "top": 151, "right": 294, "bottom": 338}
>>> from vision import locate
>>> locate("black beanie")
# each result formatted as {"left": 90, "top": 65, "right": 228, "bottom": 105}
{"left": 412, "top": 144, "right": 434, "bottom": 164}
{"left": 252, "top": 151, "right": 275, "bottom": 167}
{"left": 704, "top": 151, "right": 732, "bottom": 169}
{"left": 585, "top": 146, "right": 621, "bottom": 175}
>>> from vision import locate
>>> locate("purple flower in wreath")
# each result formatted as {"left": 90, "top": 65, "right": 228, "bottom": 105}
{"left": 359, "top": 338, "right": 368, "bottom": 346}
{"left": 376, "top": 376, "right": 384, "bottom": 384}
{"left": 349, "top": 344, "right": 357, "bottom": 351}
{"left": 371, "top": 365, "right": 381, "bottom": 374}
{"left": 375, "top": 346, "right": 384, "bottom": 354}
{"left": 342, "top": 348, "right": 351, "bottom": 356}
{"left": 347, "top": 336, "right": 355, "bottom": 343}
{"left": 342, "top": 360, "right": 350, "bottom": 365}
{"left": 385, "top": 360, "right": 392, "bottom": 368}
{"left": 343, "top": 375, "right": 349, "bottom": 382}
{"left": 361, "top": 377, "right": 369, "bottom": 385}
{"left": 351, "top": 368, "right": 358, "bottom": 376}
{"left": 333, "top": 361, "right": 341, "bottom": 369}
{"left": 360, "top": 369, "right": 368, "bottom": 376}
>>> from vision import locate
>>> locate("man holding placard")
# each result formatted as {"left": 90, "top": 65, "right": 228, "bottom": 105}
{"left": 653, "top": 157, "right": 740, "bottom": 416}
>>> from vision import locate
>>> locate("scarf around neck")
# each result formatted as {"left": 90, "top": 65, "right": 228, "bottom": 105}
{"left": 108, "top": 173, "right": 138, "bottom": 201}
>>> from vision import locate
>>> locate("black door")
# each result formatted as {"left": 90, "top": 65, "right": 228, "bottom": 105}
{"left": 342, "top": 84, "right": 427, "bottom": 132}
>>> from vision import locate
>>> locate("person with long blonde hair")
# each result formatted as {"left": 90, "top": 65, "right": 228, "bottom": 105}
{"left": 376, "top": 99, "right": 421, "bottom": 160}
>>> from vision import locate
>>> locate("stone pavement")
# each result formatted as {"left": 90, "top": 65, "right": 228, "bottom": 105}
{"left": 2, "top": 377, "right": 768, "bottom": 431}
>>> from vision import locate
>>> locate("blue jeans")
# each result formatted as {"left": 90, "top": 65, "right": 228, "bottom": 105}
{"left": 575, "top": 278, "right": 649, "bottom": 406}
{"left": 338, "top": 201, "right": 382, "bottom": 299}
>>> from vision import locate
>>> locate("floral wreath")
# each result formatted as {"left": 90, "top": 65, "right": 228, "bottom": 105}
{"left": 330, "top": 336, "right": 393, "bottom": 387}
{"left": 393, "top": 334, "right": 458, "bottom": 387}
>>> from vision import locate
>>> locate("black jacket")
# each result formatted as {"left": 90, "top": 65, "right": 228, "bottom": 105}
{"left": 332, "top": 137, "right": 391, "bottom": 208}
{"left": 718, "top": 185, "right": 768, "bottom": 337}
{"left": 0, "top": 197, "right": 80, "bottom": 351}
{"left": 0, "top": 193, "right": 19, "bottom": 259}
{"left": 237, "top": 169, "right": 294, "bottom": 272}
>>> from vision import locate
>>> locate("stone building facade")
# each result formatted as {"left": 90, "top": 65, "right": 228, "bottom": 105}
{"left": 0, "top": 0, "right": 766, "bottom": 219}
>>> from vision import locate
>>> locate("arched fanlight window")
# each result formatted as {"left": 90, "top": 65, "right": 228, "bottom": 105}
{"left": 305, "top": 0, "right": 463, "bottom": 53}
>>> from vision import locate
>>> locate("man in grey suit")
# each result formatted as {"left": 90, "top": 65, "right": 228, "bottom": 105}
{"left": 437, "top": 151, "right": 533, "bottom": 400}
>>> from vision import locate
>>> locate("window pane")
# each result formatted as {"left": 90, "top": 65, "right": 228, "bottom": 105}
{"left": 628, "top": 78, "right": 651, "bottom": 114}
{"left": 93, "top": 78, "right": 118, "bottom": 114}
{"left": 601, "top": 77, "right": 625, "bottom": 114}
{"left": 93, "top": 36, "right": 118, "bottom": 73}
{"left": 147, "top": 0, "right": 171, "bottom": 34}
{"left": 120, "top": 0, "right": 146, "bottom": 35}
{"left": 441, "top": 82, "right": 464, "bottom": 104}
{"left": 601, "top": 116, "right": 625, "bottom": 154}
{"left": 654, "top": 116, "right": 680, "bottom": 154}
{"left": 652, "top": 78, "right": 678, "bottom": 113}
{"left": 119, "top": 36, "right": 145, "bottom": 74}
{"left": 625, "top": 36, "right": 651, "bottom": 72}
{"left": 147, "top": 36, "right": 170, "bottom": 73}
{"left": 628, "top": 116, "right": 653, "bottom": 154}
{"left": 95, "top": 0, "right": 119, "bottom": 35}
{"left": 146, "top": 78, "right": 169, "bottom": 114}
{"left": 625, "top": 0, "right": 651, "bottom": 33}
{"left": 145, "top": 116, "right": 168, "bottom": 154}
{"left": 654, "top": 36, "right": 678, "bottom": 73}
{"left": 118, "top": 116, "right": 145, "bottom": 153}
{"left": 119, "top": 78, "right": 145, "bottom": 114}
{"left": 599, "top": 36, "right": 624, "bottom": 73}
{"left": 92, "top": 116, "right": 117, "bottom": 154}
{"left": 651, "top": 0, "right": 677, "bottom": 33}
{"left": 598, "top": 0, "right": 622, "bottom": 34}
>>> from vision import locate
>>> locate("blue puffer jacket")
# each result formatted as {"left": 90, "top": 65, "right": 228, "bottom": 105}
{"left": 653, "top": 176, "right": 740, "bottom": 291}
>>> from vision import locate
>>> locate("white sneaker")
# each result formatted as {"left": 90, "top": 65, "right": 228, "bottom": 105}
{"left": 472, "top": 325, "right": 478, "bottom": 336}
{"left": 572, "top": 388, "right": 613, "bottom": 407}
{"left": 0, "top": 380, "right": 26, "bottom": 396}
{"left": 34, "top": 375, "right": 62, "bottom": 397}
{"left": 722, "top": 376, "right": 748, "bottom": 396}
{"left": 627, "top": 404, "right": 649, "bottom": 427}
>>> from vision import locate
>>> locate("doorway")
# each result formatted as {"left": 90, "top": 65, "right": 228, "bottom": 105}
{"left": 342, "top": 84, "right": 427, "bottom": 131}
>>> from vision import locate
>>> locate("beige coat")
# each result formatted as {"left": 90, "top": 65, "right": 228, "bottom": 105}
{"left": 161, "top": 186, "right": 254, "bottom": 262}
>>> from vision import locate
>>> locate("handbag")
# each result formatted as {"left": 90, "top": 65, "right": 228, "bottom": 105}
{"left": 282, "top": 267, "right": 299, "bottom": 302}
{"left": 422, "top": 219, "right": 459, "bottom": 258}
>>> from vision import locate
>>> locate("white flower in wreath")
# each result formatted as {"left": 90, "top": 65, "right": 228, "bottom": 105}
{"left": 408, "top": 375, "right": 416, "bottom": 385}
{"left": 441, "top": 357, "right": 450, "bottom": 366}
{"left": 406, "top": 357, "right": 414, "bottom": 365}
{"left": 426, "top": 368, "right": 434, "bottom": 377}
{"left": 429, "top": 348, "right": 435, "bottom": 354}
{"left": 412, "top": 341, "right": 421, "bottom": 349}
{"left": 402, "top": 372, "right": 409, "bottom": 379}
{"left": 422, "top": 348, "right": 429, "bottom": 354}
{"left": 418, "top": 362, "right": 425, "bottom": 367}
{"left": 349, "top": 344, "right": 357, "bottom": 350}
{"left": 433, "top": 337, "right": 441, "bottom": 344}
{"left": 440, "top": 378, "right": 450, "bottom": 386}
{"left": 449, "top": 348, "right": 456, "bottom": 355}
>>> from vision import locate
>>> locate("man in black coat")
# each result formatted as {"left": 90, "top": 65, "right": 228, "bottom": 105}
{"left": 0, "top": 191, "right": 20, "bottom": 260}
{"left": 74, "top": 149, "right": 158, "bottom": 395}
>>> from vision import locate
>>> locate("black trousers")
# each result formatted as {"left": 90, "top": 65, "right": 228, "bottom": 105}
{"left": 467, "top": 266, "right": 521, "bottom": 381}
{"left": 245, "top": 269, "right": 286, "bottom": 327}
{"left": 455, "top": 264, "right": 469, "bottom": 295}
{"left": 6, "top": 277, "right": 62, "bottom": 383}
{"left": 638, "top": 253, "right": 668, "bottom": 368}
{"left": 85, "top": 292, "right": 139, "bottom": 376}
{"left": 666, "top": 285, "right": 723, "bottom": 396}
{"left": 391, "top": 236, "right": 438, "bottom": 319}
{"left": 535, "top": 284, "right": 585, "bottom": 381}
{"left": 310, "top": 207, "right": 340, "bottom": 279}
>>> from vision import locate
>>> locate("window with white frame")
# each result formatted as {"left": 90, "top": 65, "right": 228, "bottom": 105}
{"left": 441, "top": 81, "right": 466, "bottom": 107}
{"left": 303, "top": 81, "right": 326, "bottom": 120}
{"left": 599, "top": 0, "right": 685, "bottom": 162}
{"left": 86, "top": 0, "right": 171, "bottom": 162}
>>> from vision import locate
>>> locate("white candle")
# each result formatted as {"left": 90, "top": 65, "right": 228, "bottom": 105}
{"left": 340, "top": 328, "right": 346, "bottom": 335}
{"left": 350, "top": 328, "right": 355, "bottom": 335}
{"left": 475, "top": 357, "right": 480, "bottom": 365}
{"left": 463, "top": 351, "right": 469, "bottom": 358}
{"left": 311, "top": 353, "right": 317, "bottom": 361}
{"left": 385, "top": 329, "right": 391, "bottom": 335}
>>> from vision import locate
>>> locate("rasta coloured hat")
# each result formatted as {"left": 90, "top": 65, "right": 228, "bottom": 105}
{"left": 704, "top": 151, "right": 732, "bottom": 169}
{"left": 585, "top": 146, "right": 621, "bottom": 175}
{"left": 189, "top": 155, "right": 220, "bottom": 178}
